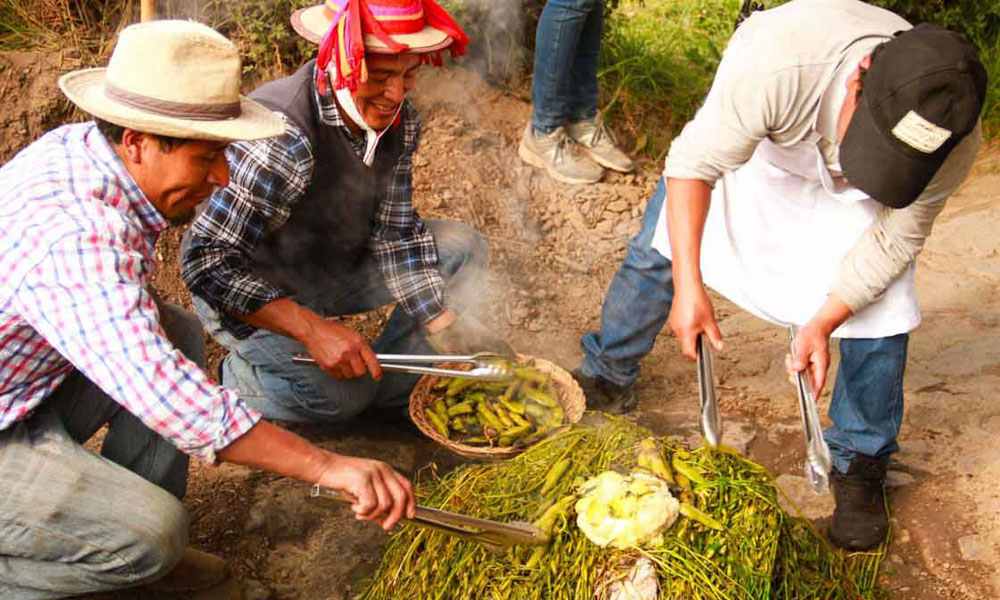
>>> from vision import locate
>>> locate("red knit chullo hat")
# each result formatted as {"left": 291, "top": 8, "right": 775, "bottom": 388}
{"left": 291, "top": 0, "right": 470, "bottom": 94}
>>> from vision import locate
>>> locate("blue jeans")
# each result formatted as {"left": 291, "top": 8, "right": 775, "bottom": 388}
{"left": 0, "top": 301, "right": 200, "bottom": 598}
{"left": 580, "top": 177, "right": 909, "bottom": 472}
{"left": 194, "top": 220, "right": 489, "bottom": 423}
{"left": 530, "top": 0, "right": 603, "bottom": 133}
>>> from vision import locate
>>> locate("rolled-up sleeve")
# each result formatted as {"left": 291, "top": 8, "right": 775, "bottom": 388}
{"left": 831, "top": 122, "right": 982, "bottom": 312}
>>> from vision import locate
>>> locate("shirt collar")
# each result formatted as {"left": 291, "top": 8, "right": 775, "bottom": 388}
{"left": 86, "top": 123, "right": 169, "bottom": 234}
{"left": 313, "top": 65, "right": 354, "bottom": 134}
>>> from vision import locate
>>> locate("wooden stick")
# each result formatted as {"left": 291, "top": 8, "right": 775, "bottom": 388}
{"left": 141, "top": 0, "right": 156, "bottom": 22}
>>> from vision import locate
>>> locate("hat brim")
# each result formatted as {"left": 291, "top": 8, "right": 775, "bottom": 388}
{"left": 291, "top": 5, "right": 454, "bottom": 54}
{"left": 58, "top": 68, "right": 286, "bottom": 142}
{"left": 840, "top": 95, "right": 944, "bottom": 209}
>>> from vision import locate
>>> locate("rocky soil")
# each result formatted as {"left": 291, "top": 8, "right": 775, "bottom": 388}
{"left": 3, "top": 52, "right": 999, "bottom": 599}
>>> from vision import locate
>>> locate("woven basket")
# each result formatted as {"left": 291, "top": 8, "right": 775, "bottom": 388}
{"left": 409, "top": 354, "right": 585, "bottom": 459}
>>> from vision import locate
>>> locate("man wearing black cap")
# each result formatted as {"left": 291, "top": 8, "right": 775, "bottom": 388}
{"left": 573, "top": 0, "right": 986, "bottom": 550}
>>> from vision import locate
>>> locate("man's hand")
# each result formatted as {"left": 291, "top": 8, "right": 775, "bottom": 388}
{"left": 239, "top": 298, "right": 381, "bottom": 380}
{"left": 316, "top": 454, "right": 416, "bottom": 530}
{"left": 785, "top": 321, "right": 831, "bottom": 397}
{"left": 664, "top": 177, "right": 719, "bottom": 361}
{"left": 426, "top": 310, "right": 514, "bottom": 356}
{"left": 784, "top": 295, "right": 853, "bottom": 397}
{"left": 668, "top": 284, "right": 724, "bottom": 360}
{"left": 217, "top": 421, "right": 415, "bottom": 530}
{"left": 303, "top": 319, "right": 382, "bottom": 380}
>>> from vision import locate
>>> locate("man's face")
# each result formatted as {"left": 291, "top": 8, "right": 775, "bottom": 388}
{"left": 125, "top": 134, "right": 230, "bottom": 225}
{"left": 351, "top": 53, "right": 421, "bottom": 131}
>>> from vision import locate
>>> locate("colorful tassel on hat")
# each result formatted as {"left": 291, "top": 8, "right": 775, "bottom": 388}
{"left": 315, "top": 0, "right": 470, "bottom": 94}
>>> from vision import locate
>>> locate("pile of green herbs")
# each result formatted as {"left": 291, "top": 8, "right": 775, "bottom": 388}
{"left": 359, "top": 416, "right": 887, "bottom": 600}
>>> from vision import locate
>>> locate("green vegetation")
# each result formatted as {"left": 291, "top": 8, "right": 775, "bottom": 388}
{"left": 358, "top": 417, "right": 888, "bottom": 599}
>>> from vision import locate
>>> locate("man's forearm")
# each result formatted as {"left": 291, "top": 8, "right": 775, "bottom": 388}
{"left": 665, "top": 178, "right": 714, "bottom": 289}
{"left": 217, "top": 420, "right": 330, "bottom": 483}
{"left": 239, "top": 297, "right": 321, "bottom": 343}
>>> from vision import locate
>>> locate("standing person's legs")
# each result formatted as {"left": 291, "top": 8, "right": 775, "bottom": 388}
{"left": 824, "top": 333, "right": 908, "bottom": 550}
{"left": 578, "top": 177, "right": 673, "bottom": 404}
{"left": 521, "top": 0, "right": 605, "bottom": 184}
{"left": 530, "top": 0, "right": 602, "bottom": 133}
{"left": 566, "top": 1, "right": 603, "bottom": 124}
{"left": 204, "top": 220, "right": 489, "bottom": 422}
{"left": 824, "top": 334, "right": 908, "bottom": 470}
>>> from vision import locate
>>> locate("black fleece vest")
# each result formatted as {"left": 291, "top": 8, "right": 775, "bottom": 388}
{"left": 248, "top": 59, "right": 404, "bottom": 295}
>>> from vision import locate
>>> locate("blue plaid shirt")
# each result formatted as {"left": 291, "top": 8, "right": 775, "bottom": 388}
{"left": 182, "top": 78, "right": 444, "bottom": 339}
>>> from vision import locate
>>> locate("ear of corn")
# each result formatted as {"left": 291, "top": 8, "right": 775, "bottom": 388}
{"left": 360, "top": 416, "right": 887, "bottom": 600}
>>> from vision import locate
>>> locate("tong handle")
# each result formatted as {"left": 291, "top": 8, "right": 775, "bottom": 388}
{"left": 787, "top": 325, "right": 832, "bottom": 493}
{"left": 696, "top": 334, "right": 723, "bottom": 448}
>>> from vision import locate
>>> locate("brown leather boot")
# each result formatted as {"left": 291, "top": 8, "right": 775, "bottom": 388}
{"left": 144, "top": 548, "right": 240, "bottom": 599}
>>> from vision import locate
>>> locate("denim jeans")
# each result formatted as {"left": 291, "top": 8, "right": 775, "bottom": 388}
{"left": 194, "top": 220, "right": 489, "bottom": 423}
{"left": 530, "top": 0, "right": 603, "bottom": 133}
{"left": 0, "top": 300, "right": 201, "bottom": 598}
{"left": 580, "top": 177, "right": 909, "bottom": 472}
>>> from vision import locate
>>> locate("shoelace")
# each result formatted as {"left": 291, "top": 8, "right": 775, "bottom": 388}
{"left": 550, "top": 128, "right": 585, "bottom": 166}
{"left": 585, "top": 115, "right": 619, "bottom": 149}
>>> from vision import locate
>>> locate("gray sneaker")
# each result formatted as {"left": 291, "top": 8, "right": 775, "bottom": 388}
{"left": 518, "top": 124, "right": 604, "bottom": 185}
{"left": 566, "top": 115, "right": 635, "bottom": 173}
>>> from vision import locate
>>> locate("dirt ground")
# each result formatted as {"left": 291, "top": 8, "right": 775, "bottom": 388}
{"left": 3, "top": 52, "right": 1000, "bottom": 599}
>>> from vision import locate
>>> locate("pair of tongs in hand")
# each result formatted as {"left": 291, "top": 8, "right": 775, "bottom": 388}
{"left": 787, "top": 326, "right": 833, "bottom": 493}
{"left": 696, "top": 334, "right": 723, "bottom": 448}
{"left": 292, "top": 352, "right": 515, "bottom": 382}
{"left": 310, "top": 485, "right": 549, "bottom": 550}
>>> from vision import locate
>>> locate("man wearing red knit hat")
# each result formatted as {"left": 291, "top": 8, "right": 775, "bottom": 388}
{"left": 182, "top": 0, "right": 510, "bottom": 426}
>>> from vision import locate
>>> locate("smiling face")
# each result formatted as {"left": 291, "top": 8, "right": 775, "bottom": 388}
{"left": 349, "top": 52, "right": 421, "bottom": 131}
{"left": 116, "top": 130, "right": 230, "bottom": 225}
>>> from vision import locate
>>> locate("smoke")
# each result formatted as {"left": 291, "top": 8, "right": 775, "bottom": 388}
{"left": 448, "top": 0, "right": 531, "bottom": 83}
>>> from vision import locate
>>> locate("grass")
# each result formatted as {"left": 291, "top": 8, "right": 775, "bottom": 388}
{"left": 598, "top": 0, "right": 740, "bottom": 159}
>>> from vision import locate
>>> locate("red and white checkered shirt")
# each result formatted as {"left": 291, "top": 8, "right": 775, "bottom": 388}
{"left": 0, "top": 123, "right": 260, "bottom": 462}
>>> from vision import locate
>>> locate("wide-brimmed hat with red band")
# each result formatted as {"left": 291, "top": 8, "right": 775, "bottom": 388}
{"left": 291, "top": 0, "right": 470, "bottom": 93}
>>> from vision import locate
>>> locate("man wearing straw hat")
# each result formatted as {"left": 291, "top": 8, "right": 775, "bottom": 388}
{"left": 0, "top": 20, "right": 415, "bottom": 599}
{"left": 182, "top": 0, "right": 510, "bottom": 426}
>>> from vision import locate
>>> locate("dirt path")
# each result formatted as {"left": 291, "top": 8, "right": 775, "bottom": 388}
{"left": 3, "top": 54, "right": 998, "bottom": 599}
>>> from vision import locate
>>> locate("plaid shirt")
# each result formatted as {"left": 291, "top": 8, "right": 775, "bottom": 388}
{"left": 182, "top": 75, "right": 444, "bottom": 339}
{"left": 0, "top": 123, "right": 260, "bottom": 462}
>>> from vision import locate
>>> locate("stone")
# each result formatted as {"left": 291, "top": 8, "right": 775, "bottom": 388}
{"left": 606, "top": 200, "right": 630, "bottom": 213}
{"left": 885, "top": 470, "right": 917, "bottom": 487}
{"left": 775, "top": 474, "right": 835, "bottom": 520}
{"left": 243, "top": 578, "right": 275, "bottom": 600}
{"left": 958, "top": 534, "right": 993, "bottom": 562}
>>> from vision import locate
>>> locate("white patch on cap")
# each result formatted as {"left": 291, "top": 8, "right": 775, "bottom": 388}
{"left": 890, "top": 110, "right": 952, "bottom": 154}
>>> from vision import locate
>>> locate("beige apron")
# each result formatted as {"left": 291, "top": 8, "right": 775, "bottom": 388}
{"left": 650, "top": 133, "right": 920, "bottom": 339}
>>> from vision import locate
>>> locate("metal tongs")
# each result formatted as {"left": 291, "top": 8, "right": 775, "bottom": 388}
{"left": 696, "top": 334, "right": 723, "bottom": 448}
{"left": 310, "top": 485, "right": 549, "bottom": 549}
{"left": 292, "top": 352, "right": 515, "bottom": 382}
{"left": 788, "top": 325, "right": 833, "bottom": 493}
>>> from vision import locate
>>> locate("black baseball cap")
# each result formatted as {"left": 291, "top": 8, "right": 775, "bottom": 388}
{"left": 841, "top": 23, "right": 987, "bottom": 209}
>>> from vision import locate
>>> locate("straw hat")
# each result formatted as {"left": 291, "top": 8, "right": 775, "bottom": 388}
{"left": 59, "top": 20, "right": 285, "bottom": 142}
{"left": 291, "top": 0, "right": 470, "bottom": 91}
